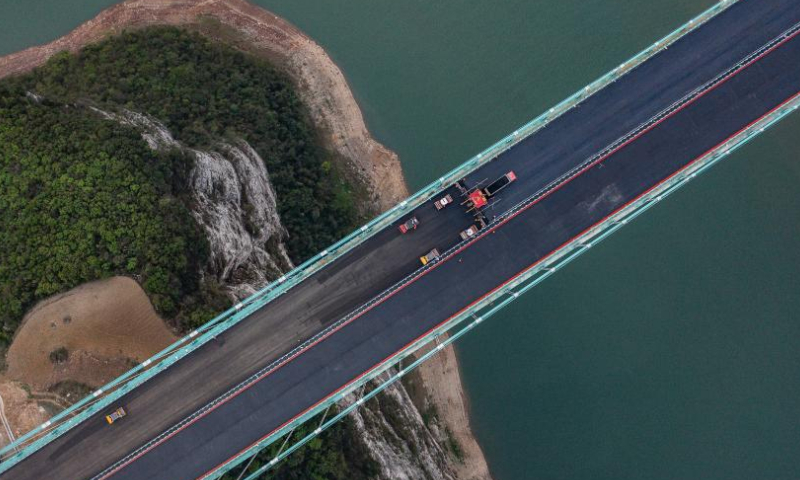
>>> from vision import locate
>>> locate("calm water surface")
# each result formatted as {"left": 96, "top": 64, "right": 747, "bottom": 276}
{"left": 2, "top": 2, "right": 800, "bottom": 479}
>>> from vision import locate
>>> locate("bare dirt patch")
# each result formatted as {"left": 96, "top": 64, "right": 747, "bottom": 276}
{"left": 0, "top": 381, "right": 50, "bottom": 448}
{"left": 5, "top": 276, "right": 177, "bottom": 391}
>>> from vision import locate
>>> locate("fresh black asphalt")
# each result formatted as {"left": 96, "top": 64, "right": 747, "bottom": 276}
{"left": 5, "top": 1, "right": 800, "bottom": 479}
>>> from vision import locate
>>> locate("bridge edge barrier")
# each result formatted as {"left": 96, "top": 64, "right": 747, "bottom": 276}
{"left": 202, "top": 69, "right": 800, "bottom": 480}
{"left": 0, "top": 0, "right": 745, "bottom": 470}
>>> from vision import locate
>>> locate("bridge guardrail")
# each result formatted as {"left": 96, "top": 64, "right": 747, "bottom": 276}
{"left": 212, "top": 83, "right": 800, "bottom": 480}
{"left": 0, "top": 0, "right": 742, "bottom": 472}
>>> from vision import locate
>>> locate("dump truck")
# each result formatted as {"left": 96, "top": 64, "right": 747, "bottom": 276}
{"left": 464, "top": 171, "right": 517, "bottom": 211}
{"left": 105, "top": 407, "right": 126, "bottom": 425}
{"left": 420, "top": 248, "right": 440, "bottom": 265}
{"left": 460, "top": 224, "right": 480, "bottom": 240}
{"left": 484, "top": 171, "right": 517, "bottom": 196}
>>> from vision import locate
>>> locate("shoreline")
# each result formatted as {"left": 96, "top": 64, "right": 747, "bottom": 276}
{"left": 0, "top": 1, "right": 492, "bottom": 478}
{"left": 412, "top": 334, "right": 494, "bottom": 480}
{"left": 0, "top": 0, "right": 407, "bottom": 213}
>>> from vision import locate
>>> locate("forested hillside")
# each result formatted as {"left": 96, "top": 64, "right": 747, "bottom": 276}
{"left": 0, "top": 26, "right": 367, "bottom": 479}
{"left": 14, "top": 27, "right": 357, "bottom": 261}
{"left": 0, "top": 27, "right": 359, "bottom": 344}
{"left": 0, "top": 85, "right": 210, "bottom": 343}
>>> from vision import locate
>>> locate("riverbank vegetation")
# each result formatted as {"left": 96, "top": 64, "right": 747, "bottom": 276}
{"left": 222, "top": 412, "right": 379, "bottom": 480}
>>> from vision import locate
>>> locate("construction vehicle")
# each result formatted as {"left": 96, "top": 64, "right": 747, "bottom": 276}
{"left": 398, "top": 216, "right": 419, "bottom": 234}
{"left": 463, "top": 171, "right": 517, "bottom": 211}
{"left": 485, "top": 171, "right": 517, "bottom": 196}
{"left": 420, "top": 248, "right": 440, "bottom": 265}
{"left": 460, "top": 224, "right": 480, "bottom": 240}
{"left": 105, "top": 407, "right": 126, "bottom": 425}
{"left": 434, "top": 194, "right": 454, "bottom": 210}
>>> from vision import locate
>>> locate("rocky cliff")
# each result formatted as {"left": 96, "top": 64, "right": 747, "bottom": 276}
{"left": 102, "top": 108, "right": 470, "bottom": 479}
{"left": 0, "top": 1, "right": 492, "bottom": 476}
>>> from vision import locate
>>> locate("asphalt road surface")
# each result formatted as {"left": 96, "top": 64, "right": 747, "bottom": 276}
{"left": 5, "top": 1, "right": 800, "bottom": 479}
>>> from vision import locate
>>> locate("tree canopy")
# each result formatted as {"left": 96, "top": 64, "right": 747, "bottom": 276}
{"left": 16, "top": 27, "right": 357, "bottom": 261}
{"left": 0, "top": 84, "right": 207, "bottom": 342}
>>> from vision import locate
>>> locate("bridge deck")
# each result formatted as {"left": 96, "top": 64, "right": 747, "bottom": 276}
{"left": 6, "top": 1, "right": 800, "bottom": 479}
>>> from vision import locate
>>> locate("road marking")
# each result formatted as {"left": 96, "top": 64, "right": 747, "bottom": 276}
{"left": 91, "top": 21, "right": 800, "bottom": 480}
{"left": 188, "top": 28, "right": 800, "bottom": 480}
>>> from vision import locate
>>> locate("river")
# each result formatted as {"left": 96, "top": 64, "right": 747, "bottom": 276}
{"left": 2, "top": 1, "right": 800, "bottom": 479}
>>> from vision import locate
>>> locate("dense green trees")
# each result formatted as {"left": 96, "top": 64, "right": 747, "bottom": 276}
{"left": 1, "top": 27, "right": 369, "bottom": 479}
{"left": 1, "top": 27, "right": 361, "bottom": 342}
{"left": 0, "top": 84, "right": 208, "bottom": 342}
{"left": 222, "top": 414, "right": 379, "bottom": 480}
{"left": 15, "top": 27, "right": 357, "bottom": 261}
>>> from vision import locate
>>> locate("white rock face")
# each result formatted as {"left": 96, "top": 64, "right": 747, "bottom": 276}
{"left": 92, "top": 106, "right": 459, "bottom": 479}
{"left": 344, "top": 378, "right": 457, "bottom": 480}
{"left": 89, "top": 107, "right": 180, "bottom": 150}
{"left": 189, "top": 142, "right": 292, "bottom": 298}
{"left": 25, "top": 91, "right": 44, "bottom": 103}
{"left": 91, "top": 106, "right": 293, "bottom": 298}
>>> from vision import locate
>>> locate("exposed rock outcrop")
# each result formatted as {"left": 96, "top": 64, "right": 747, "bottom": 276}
{"left": 189, "top": 142, "right": 292, "bottom": 298}
{"left": 91, "top": 107, "right": 293, "bottom": 299}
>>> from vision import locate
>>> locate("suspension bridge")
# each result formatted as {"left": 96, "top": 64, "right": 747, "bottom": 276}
{"left": 2, "top": 0, "right": 800, "bottom": 478}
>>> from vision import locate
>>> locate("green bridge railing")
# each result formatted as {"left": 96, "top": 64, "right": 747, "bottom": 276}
{"left": 221, "top": 72, "right": 800, "bottom": 480}
{"left": 0, "top": 0, "right": 745, "bottom": 475}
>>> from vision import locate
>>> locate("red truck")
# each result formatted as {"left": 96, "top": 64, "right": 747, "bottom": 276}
{"left": 398, "top": 216, "right": 419, "bottom": 234}
{"left": 465, "top": 171, "right": 517, "bottom": 211}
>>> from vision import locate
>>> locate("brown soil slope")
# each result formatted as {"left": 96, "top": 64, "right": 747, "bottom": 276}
{"left": 6, "top": 276, "right": 177, "bottom": 391}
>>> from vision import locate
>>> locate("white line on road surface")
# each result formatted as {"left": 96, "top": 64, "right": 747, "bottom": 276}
{"left": 91, "top": 19, "right": 800, "bottom": 480}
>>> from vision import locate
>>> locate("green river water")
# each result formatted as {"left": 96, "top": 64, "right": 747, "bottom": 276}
{"left": 2, "top": 1, "right": 800, "bottom": 479}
